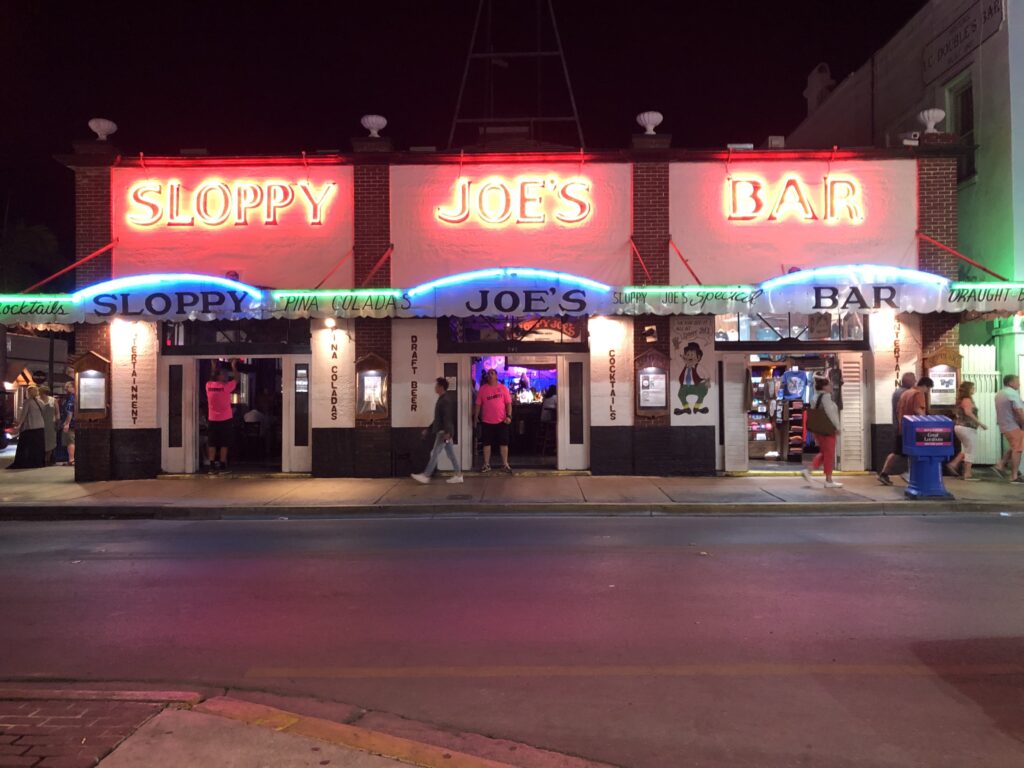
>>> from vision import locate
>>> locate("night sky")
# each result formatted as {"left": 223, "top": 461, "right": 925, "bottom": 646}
{"left": 1, "top": 1, "right": 927, "bottom": 272}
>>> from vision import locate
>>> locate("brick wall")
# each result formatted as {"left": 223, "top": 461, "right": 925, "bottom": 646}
{"left": 631, "top": 162, "right": 669, "bottom": 284}
{"left": 352, "top": 160, "right": 393, "bottom": 474}
{"left": 632, "top": 161, "right": 671, "bottom": 428}
{"left": 354, "top": 164, "right": 391, "bottom": 288}
{"left": 917, "top": 134, "right": 960, "bottom": 365}
{"left": 71, "top": 165, "right": 114, "bottom": 355}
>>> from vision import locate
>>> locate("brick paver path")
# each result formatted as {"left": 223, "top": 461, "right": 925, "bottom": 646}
{"left": 0, "top": 700, "right": 161, "bottom": 768}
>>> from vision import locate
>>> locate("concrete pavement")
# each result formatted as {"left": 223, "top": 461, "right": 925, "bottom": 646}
{"left": 0, "top": 685, "right": 610, "bottom": 768}
{"left": 3, "top": 459, "right": 1024, "bottom": 518}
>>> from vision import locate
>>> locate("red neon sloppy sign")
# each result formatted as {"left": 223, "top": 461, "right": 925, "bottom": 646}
{"left": 126, "top": 179, "right": 337, "bottom": 228}
{"left": 726, "top": 174, "right": 863, "bottom": 223}
{"left": 435, "top": 176, "right": 593, "bottom": 227}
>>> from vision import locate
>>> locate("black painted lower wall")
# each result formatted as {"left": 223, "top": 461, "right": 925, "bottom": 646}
{"left": 312, "top": 428, "right": 356, "bottom": 477}
{"left": 871, "top": 423, "right": 896, "bottom": 473}
{"left": 591, "top": 426, "right": 635, "bottom": 475}
{"left": 391, "top": 427, "right": 434, "bottom": 477}
{"left": 614, "top": 425, "right": 717, "bottom": 476}
{"left": 111, "top": 429, "right": 161, "bottom": 480}
{"left": 75, "top": 427, "right": 111, "bottom": 482}
{"left": 353, "top": 426, "right": 393, "bottom": 477}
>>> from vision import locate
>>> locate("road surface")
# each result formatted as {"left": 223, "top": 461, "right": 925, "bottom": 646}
{"left": 1, "top": 515, "right": 1022, "bottom": 767}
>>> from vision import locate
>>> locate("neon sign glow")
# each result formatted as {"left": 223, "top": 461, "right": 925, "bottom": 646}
{"left": 125, "top": 179, "right": 337, "bottom": 229}
{"left": 760, "top": 265, "right": 950, "bottom": 291}
{"left": 407, "top": 267, "right": 610, "bottom": 298}
{"left": 726, "top": 174, "right": 864, "bottom": 224}
{"left": 435, "top": 176, "right": 593, "bottom": 227}
{"left": 72, "top": 273, "right": 264, "bottom": 302}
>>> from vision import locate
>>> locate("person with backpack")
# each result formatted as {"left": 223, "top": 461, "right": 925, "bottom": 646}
{"left": 802, "top": 374, "right": 843, "bottom": 488}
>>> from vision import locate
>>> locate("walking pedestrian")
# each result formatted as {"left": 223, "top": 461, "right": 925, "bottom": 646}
{"left": 947, "top": 381, "right": 986, "bottom": 480}
{"left": 37, "top": 385, "right": 58, "bottom": 465}
{"left": 7, "top": 386, "right": 46, "bottom": 469}
{"left": 411, "top": 377, "right": 463, "bottom": 484}
{"left": 876, "top": 372, "right": 916, "bottom": 484}
{"left": 992, "top": 375, "right": 1024, "bottom": 483}
{"left": 802, "top": 374, "right": 843, "bottom": 488}
{"left": 878, "top": 376, "right": 933, "bottom": 485}
{"left": 61, "top": 381, "right": 76, "bottom": 466}
{"left": 474, "top": 368, "right": 512, "bottom": 473}
{"left": 205, "top": 358, "right": 238, "bottom": 473}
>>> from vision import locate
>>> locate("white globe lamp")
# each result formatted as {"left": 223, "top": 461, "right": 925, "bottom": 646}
{"left": 88, "top": 118, "right": 118, "bottom": 141}
{"left": 918, "top": 108, "right": 946, "bottom": 134}
{"left": 361, "top": 114, "right": 387, "bottom": 138}
{"left": 636, "top": 111, "right": 663, "bottom": 136}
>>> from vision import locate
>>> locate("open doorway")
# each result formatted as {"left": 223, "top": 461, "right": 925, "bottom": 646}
{"left": 196, "top": 357, "right": 282, "bottom": 473}
{"left": 470, "top": 355, "right": 558, "bottom": 469}
{"left": 747, "top": 352, "right": 843, "bottom": 472}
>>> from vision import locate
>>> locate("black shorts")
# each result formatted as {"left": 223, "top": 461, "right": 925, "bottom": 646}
{"left": 481, "top": 421, "right": 510, "bottom": 449}
{"left": 208, "top": 419, "right": 234, "bottom": 450}
{"left": 892, "top": 430, "right": 905, "bottom": 456}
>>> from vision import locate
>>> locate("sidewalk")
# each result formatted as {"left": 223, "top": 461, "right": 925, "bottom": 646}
{"left": 0, "top": 684, "right": 612, "bottom": 768}
{"left": 2, "top": 460, "right": 1023, "bottom": 518}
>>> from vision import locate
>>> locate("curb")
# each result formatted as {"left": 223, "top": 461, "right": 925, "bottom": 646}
{"left": 193, "top": 696, "right": 520, "bottom": 768}
{"left": 0, "top": 686, "right": 204, "bottom": 704}
{"left": 0, "top": 501, "right": 1021, "bottom": 520}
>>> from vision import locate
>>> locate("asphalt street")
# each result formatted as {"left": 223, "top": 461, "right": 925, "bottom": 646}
{"left": 1, "top": 515, "right": 1022, "bottom": 767}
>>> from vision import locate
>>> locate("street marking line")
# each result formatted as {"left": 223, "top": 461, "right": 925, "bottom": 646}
{"left": 243, "top": 663, "right": 1024, "bottom": 680}
{"left": 194, "top": 696, "right": 515, "bottom": 768}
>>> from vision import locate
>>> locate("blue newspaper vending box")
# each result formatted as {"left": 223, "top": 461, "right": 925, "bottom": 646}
{"left": 901, "top": 415, "right": 955, "bottom": 499}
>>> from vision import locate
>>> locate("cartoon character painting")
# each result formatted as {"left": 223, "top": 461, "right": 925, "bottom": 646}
{"left": 674, "top": 341, "right": 709, "bottom": 415}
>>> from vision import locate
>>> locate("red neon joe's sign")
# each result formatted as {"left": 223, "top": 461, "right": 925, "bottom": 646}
{"left": 726, "top": 174, "right": 863, "bottom": 223}
{"left": 435, "top": 176, "right": 593, "bottom": 227}
{"left": 125, "top": 179, "right": 337, "bottom": 228}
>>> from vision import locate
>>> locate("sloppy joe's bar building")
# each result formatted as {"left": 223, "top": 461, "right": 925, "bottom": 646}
{"left": 10, "top": 130, "right": 1006, "bottom": 480}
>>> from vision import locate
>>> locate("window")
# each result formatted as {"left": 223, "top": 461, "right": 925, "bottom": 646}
{"left": 714, "top": 312, "right": 869, "bottom": 351}
{"left": 947, "top": 77, "right": 976, "bottom": 182}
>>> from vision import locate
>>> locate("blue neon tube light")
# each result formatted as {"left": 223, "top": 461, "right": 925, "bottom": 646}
{"left": 760, "top": 264, "right": 950, "bottom": 291}
{"left": 407, "top": 267, "right": 611, "bottom": 298}
{"left": 72, "top": 273, "right": 264, "bottom": 302}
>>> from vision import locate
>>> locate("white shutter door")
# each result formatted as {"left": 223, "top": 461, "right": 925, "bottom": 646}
{"left": 723, "top": 357, "right": 748, "bottom": 472}
{"left": 960, "top": 345, "right": 1001, "bottom": 465}
{"left": 838, "top": 353, "right": 865, "bottom": 471}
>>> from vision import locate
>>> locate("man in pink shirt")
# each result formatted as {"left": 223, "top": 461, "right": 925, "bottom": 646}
{"left": 205, "top": 358, "right": 238, "bottom": 473}
{"left": 474, "top": 368, "right": 513, "bottom": 473}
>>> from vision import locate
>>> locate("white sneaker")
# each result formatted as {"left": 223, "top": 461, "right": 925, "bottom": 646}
{"left": 800, "top": 469, "right": 813, "bottom": 484}
{"left": 410, "top": 473, "right": 431, "bottom": 484}
{"left": 446, "top": 475, "right": 464, "bottom": 484}
{"left": 824, "top": 480, "right": 844, "bottom": 488}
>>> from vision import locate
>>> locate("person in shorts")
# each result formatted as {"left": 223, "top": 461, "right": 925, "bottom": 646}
{"left": 878, "top": 376, "right": 932, "bottom": 485}
{"left": 205, "top": 359, "right": 238, "bottom": 473}
{"left": 474, "top": 368, "right": 512, "bottom": 473}
{"left": 992, "top": 375, "right": 1024, "bottom": 483}
{"left": 61, "top": 381, "right": 76, "bottom": 466}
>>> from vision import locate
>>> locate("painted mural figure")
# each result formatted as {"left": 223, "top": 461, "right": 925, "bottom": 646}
{"left": 674, "top": 342, "right": 709, "bottom": 415}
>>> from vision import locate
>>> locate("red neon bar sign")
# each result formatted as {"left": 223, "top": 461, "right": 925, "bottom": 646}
{"left": 125, "top": 179, "right": 337, "bottom": 228}
{"left": 726, "top": 174, "right": 863, "bottom": 223}
{"left": 435, "top": 175, "right": 593, "bottom": 227}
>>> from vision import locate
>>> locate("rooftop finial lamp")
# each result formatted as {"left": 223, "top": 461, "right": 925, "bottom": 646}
{"left": 636, "top": 111, "right": 663, "bottom": 136}
{"left": 88, "top": 118, "right": 118, "bottom": 141}
{"left": 918, "top": 108, "right": 946, "bottom": 134}
{"left": 360, "top": 114, "right": 387, "bottom": 138}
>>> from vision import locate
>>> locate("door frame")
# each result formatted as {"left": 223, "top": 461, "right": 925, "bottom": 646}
{"left": 557, "top": 353, "right": 589, "bottom": 470}
{"left": 158, "top": 354, "right": 310, "bottom": 474}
